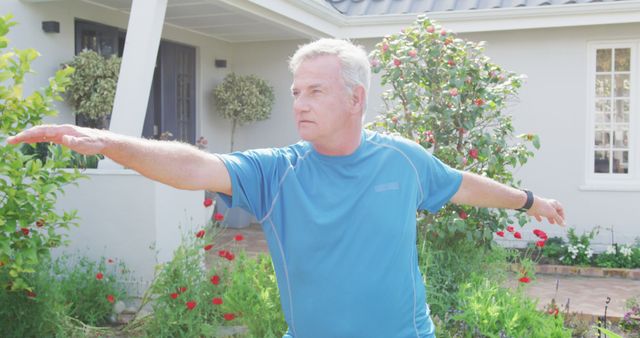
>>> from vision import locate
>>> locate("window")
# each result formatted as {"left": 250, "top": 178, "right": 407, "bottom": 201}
{"left": 75, "top": 19, "right": 126, "bottom": 57}
{"left": 585, "top": 42, "right": 638, "bottom": 190}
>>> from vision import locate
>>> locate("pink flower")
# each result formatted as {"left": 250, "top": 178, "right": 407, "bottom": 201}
{"left": 214, "top": 213, "right": 224, "bottom": 221}
{"left": 469, "top": 149, "right": 479, "bottom": 159}
{"left": 506, "top": 226, "right": 515, "bottom": 233}
{"left": 107, "top": 294, "right": 115, "bottom": 303}
{"left": 474, "top": 98, "right": 484, "bottom": 106}
{"left": 449, "top": 88, "right": 458, "bottom": 97}
{"left": 408, "top": 50, "right": 417, "bottom": 58}
{"left": 107, "top": 258, "right": 114, "bottom": 264}
{"left": 458, "top": 211, "right": 468, "bottom": 220}
{"left": 393, "top": 58, "right": 401, "bottom": 67}
{"left": 203, "top": 198, "right": 213, "bottom": 207}
{"left": 514, "top": 232, "right": 522, "bottom": 239}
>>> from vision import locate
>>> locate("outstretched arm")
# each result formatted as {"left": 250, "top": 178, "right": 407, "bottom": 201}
{"left": 450, "top": 172, "right": 565, "bottom": 225}
{"left": 7, "top": 124, "right": 231, "bottom": 195}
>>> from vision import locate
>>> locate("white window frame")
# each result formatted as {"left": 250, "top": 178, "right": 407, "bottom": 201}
{"left": 583, "top": 40, "right": 640, "bottom": 192}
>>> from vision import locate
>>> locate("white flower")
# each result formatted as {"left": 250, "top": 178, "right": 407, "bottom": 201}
{"left": 605, "top": 245, "right": 616, "bottom": 255}
{"left": 586, "top": 249, "right": 594, "bottom": 258}
{"left": 621, "top": 246, "right": 633, "bottom": 257}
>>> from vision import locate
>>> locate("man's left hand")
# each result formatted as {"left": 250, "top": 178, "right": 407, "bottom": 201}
{"left": 528, "top": 197, "right": 565, "bottom": 226}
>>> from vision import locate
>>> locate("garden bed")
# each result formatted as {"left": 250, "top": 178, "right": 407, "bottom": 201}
{"left": 535, "top": 264, "right": 640, "bottom": 280}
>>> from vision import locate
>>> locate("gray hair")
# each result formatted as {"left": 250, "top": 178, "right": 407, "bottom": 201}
{"left": 289, "top": 38, "right": 371, "bottom": 118}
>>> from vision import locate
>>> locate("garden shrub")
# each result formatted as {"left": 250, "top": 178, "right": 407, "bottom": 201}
{"left": 559, "top": 227, "right": 597, "bottom": 266}
{"left": 368, "top": 15, "right": 538, "bottom": 245}
{"left": 222, "top": 251, "right": 286, "bottom": 338}
{"left": 0, "top": 14, "right": 82, "bottom": 292}
{"left": 452, "top": 274, "right": 571, "bottom": 337}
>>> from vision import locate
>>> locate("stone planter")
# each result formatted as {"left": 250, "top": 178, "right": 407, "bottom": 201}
{"left": 510, "top": 263, "right": 640, "bottom": 280}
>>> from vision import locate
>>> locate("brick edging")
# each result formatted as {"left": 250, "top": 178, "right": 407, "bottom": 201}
{"left": 532, "top": 264, "right": 640, "bottom": 280}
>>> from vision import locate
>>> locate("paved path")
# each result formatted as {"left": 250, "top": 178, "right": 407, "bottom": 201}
{"left": 211, "top": 223, "right": 640, "bottom": 319}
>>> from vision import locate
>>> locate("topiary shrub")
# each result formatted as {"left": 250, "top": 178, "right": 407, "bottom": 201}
{"left": 213, "top": 73, "right": 274, "bottom": 151}
{"left": 65, "top": 49, "right": 121, "bottom": 129}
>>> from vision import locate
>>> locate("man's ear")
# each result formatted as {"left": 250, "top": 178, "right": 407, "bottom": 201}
{"left": 350, "top": 85, "right": 366, "bottom": 116}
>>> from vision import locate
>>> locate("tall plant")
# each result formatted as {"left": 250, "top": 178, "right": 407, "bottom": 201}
{"left": 0, "top": 14, "right": 82, "bottom": 292}
{"left": 368, "top": 16, "right": 539, "bottom": 246}
{"left": 213, "top": 73, "right": 274, "bottom": 152}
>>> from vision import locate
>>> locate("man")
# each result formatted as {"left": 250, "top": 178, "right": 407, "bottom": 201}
{"left": 8, "top": 39, "right": 564, "bottom": 337}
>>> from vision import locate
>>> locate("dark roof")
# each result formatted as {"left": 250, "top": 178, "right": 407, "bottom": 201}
{"left": 325, "top": 0, "right": 632, "bottom": 16}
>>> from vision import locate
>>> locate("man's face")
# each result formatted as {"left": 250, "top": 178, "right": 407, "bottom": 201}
{"left": 291, "top": 55, "right": 353, "bottom": 143}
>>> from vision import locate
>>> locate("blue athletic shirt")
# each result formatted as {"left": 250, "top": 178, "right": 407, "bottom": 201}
{"left": 217, "top": 129, "right": 462, "bottom": 338}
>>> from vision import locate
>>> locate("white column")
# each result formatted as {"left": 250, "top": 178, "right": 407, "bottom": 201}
{"left": 99, "top": 0, "right": 167, "bottom": 169}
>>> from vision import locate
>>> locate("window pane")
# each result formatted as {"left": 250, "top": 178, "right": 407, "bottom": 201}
{"left": 612, "top": 151, "right": 628, "bottom": 174}
{"left": 595, "top": 99, "right": 611, "bottom": 123}
{"left": 594, "top": 151, "right": 610, "bottom": 173}
{"left": 614, "top": 99, "right": 630, "bottom": 123}
{"left": 613, "top": 126, "right": 629, "bottom": 148}
{"left": 596, "top": 74, "right": 611, "bottom": 97}
{"left": 614, "top": 74, "right": 630, "bottom": 97}
{"left": 594, "top": 128, "right": 610, "bottom": 148}
{"left": 615, "top": 48, "right": 631, "bottom": 72}
{"left": 596, "top": 49, "right": 612, "bottom": 72}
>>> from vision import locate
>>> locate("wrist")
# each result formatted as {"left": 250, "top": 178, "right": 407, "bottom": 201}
{"left": 516, "top": 189, "right": 534, "bottom": 212}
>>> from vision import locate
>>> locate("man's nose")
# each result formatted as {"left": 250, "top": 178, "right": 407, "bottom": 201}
{"left": 293, "top": 95, "right": 310, "bottom": 114}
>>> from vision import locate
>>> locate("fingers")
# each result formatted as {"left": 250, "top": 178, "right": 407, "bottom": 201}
{"left": 7, "top": 124, "right": 76, "bottom": 145}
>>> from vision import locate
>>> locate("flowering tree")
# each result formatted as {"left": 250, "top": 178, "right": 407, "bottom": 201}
{"left": 0, "top": 15, "right": 82, "bottom": 292}
{"left": 368, "top": 16, "right": 539, "bottom": 246}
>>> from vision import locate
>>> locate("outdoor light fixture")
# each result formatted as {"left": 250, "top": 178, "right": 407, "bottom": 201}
{"left": 42, "top": 21, "right": 60, "bottom": 33}
{"left": 215, "top": 59, "right": 227, "bottom": 68}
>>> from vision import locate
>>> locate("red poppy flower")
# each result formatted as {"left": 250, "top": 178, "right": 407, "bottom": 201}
{"left": 96, "top": 272, "right": 104, "bottom": 280}
{"left": 21, "top": 228, "right": 29, "bottom": 236}
{"left": 536, "top": 240, "right": 545, "bottom": 248}
{"left": 458, "top": 211, "right": 468, "bottom": 220}
{"left": 107, "top": 258, "right": 114, "bottom": 264}
{"left": 218, "top": 250, "right": 228, "bottom": 257}
{"left": 196, "top": 230, "right": 205, "bottom": 238}
{"left": 204, "top": 244, "right": 213, "bottom": 251}
{"left": 107, "top": 294, "right": 115, "bottom": 303}
{"left": 224, "top": 252, "right": 235, "bottom": 261}
{"left": 474, "top": 98, "right": 484, "bottom": 106}
{"left": 203, "top": 198, "right": 213, "bottom": 207}
{"left": 212, "top": 297, "right": 223, "bottom": 305}
{"left": 26, "top": 291, "right": 36, "bottom": 298}
{"left": 224, "top": 313, "right": 236, "bottom": 321}
{"left": 468, "top": 149, "right": 478, "bottom": 159}
{"left": 170, "top": 293, "right": 179, "bottom": 299}
{"left": 179, "top": 287, "right": 187, "bottom": 293}
{"left": 214, "top": 213, "right": 224, "bottom": 221}
{"left": 506, "top": 226, "right": 515, "bottom": 233}
{"left": 513, "top": 232, "right": 522, "bottom": 239}
{"left": 186, "top": 301, "right": 196, "bottom": 310}
{"left": 496, "top": 231, "right": 505, "bottom": 237}
{"left": 211, "top": 275, "right": 220, "bottom": 285}
{"left": 234, "top": 234, "right": 244, "bottom": 242}
{"left": 36, "top": 219, "right": 45, "bottom": 227}
{"left": 533, "top": 229, "right": 548, "bottom": 239}
{"left": 519, "top": 276, "right": 530, "bottom": 283}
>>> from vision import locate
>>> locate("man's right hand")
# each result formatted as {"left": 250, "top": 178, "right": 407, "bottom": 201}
{"left": 7, "top": 124, "right": 108, "bottom": 156}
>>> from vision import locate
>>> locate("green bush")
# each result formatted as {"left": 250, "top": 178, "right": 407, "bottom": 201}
{"left": 559, "top": 227, "right": 598, "bottom": 266}
{"left": 65, "top": 49, "right": 120, "bottom": 128}
{"left": 368, "top": 16, "right": 537, "bottom": 245}
{"left": 0, "top": 14, "right": 82, "bottom": 292}
{"left": 452, "top": 274, "right": 571, "bottom": 337}
{"left": 595, "top": 243, "right": 640, "bottom": 269}
{"left": 52, "top": 254, "right": 129, "bottom": 326}
{"left": 222, "top": 252, "right": 286, "bottom": 338}
{"left": 139, "top": 228, "right": 229, "bottom": 337}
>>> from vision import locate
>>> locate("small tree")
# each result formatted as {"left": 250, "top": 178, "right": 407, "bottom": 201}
{"left": 0, "top": 14, "right": 82, "bottom": 292}
{"left": 368, "top": 16, "right": 539, "bottom": 247}
{"left": 65, "top": 49, "right": 121, "bottom": 129}
{"left": 213, "top": 73, "right": 274, "bottom": 152}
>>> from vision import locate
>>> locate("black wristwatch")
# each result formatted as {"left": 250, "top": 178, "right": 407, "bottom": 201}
{"left": 516, "top": 189, "right": 534, "bottom": 212}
